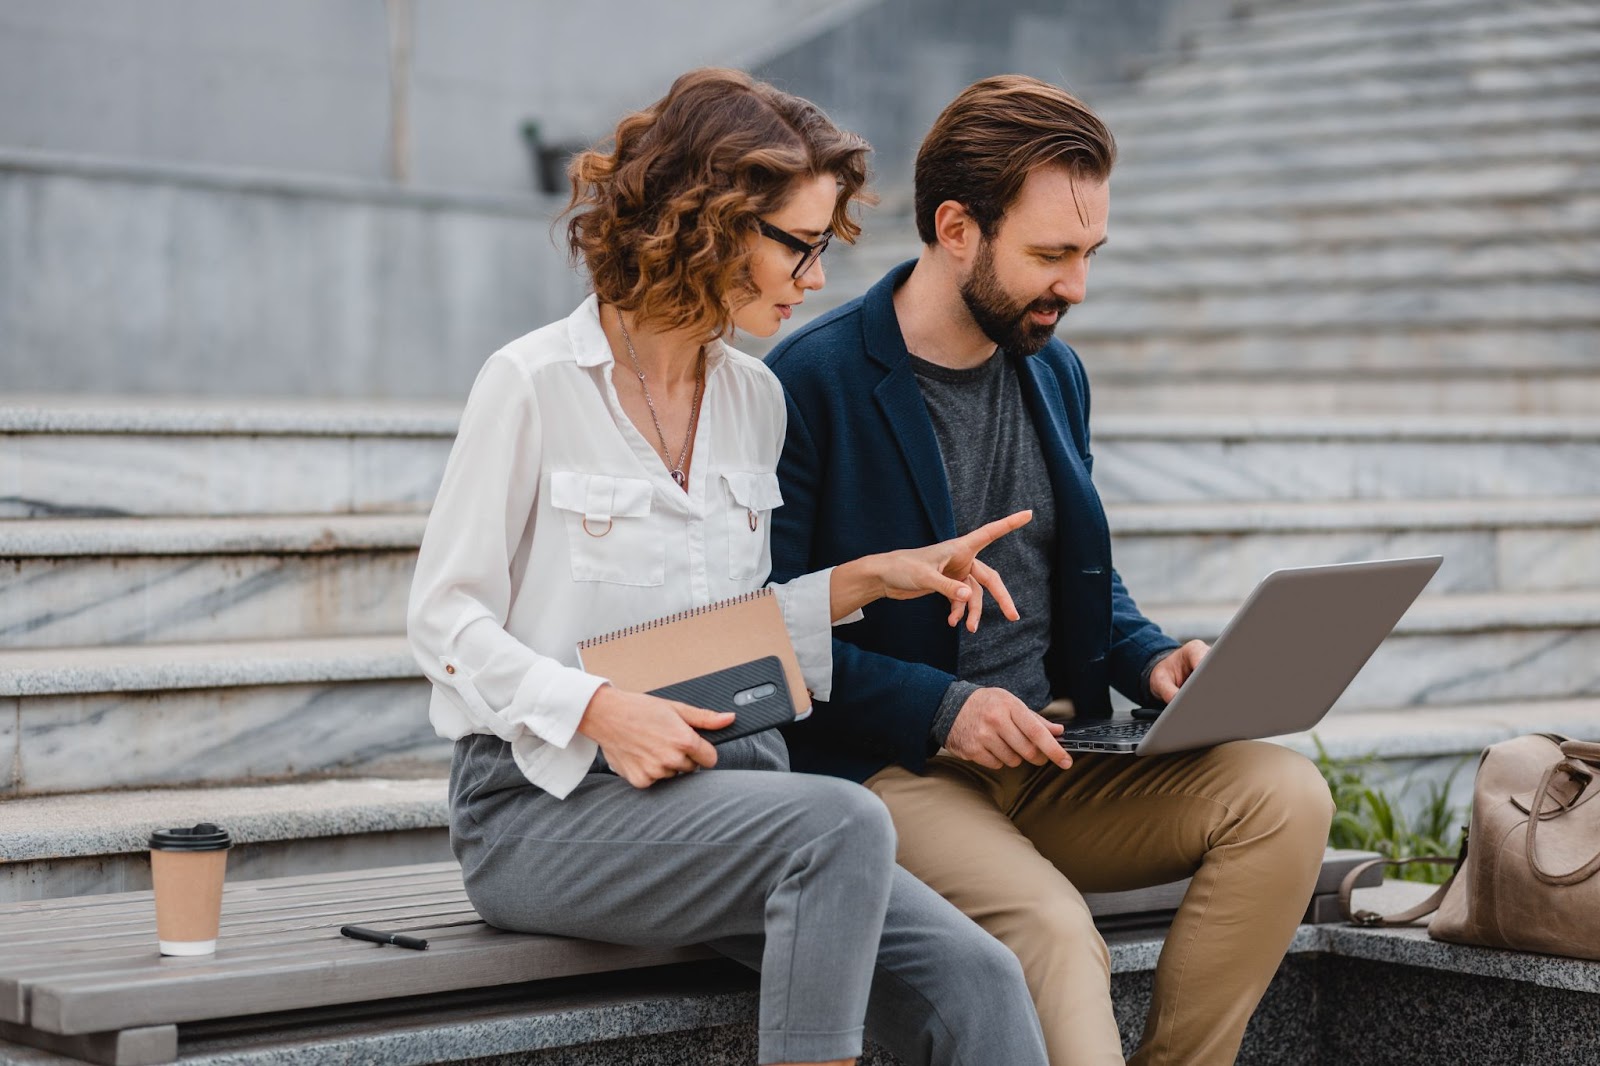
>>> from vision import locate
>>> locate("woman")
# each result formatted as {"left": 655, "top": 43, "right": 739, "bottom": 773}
{"left": 408, "top": 68, "right": 1048, "bottom": 1066}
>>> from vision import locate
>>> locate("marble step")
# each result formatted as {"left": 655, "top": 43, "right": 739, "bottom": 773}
{"left": 1061, "top": 325, "right": 1600, "bottom": 378}
{"left": 1090, "top": 232, "right": 1600, "bottom": 296}
{"left": 1217, "top": 0, "right": 1572, "bottom": 33}
{"left": 0, "top": 399, "right": 456, "bottom": 518}
{"left": 0, "top": 514, "right": 426, "bottom": 647}
{"left": 0, "top": 778, "right": 449, "bottom": 903}
{"left": 1182, "top": 2, "right": 1600, "bottom": 59}
{"left": 1269, "top": 697, "right": 1600, "bottom": 824}
{"left": 1100, "top": 62, "right": 1600, "bottom": 129}
{"left": 1151, "top": 590, "right": 1600, "bottom": 712}
{"left": 1110, "top": 498, "right": 1600, "bottom": 603}
{"left": 1113, "top": 123, "right": 1600, "bottom": 189}
{"left": 1100, "top": 156, "right": 1600, "bottom": 216}
{"left": 1138, "top": 26, "right": 1600, "bottom": 95}
{"left": 0, "top": 636, "right": 443, "bottom": 796}
{"left": 1113, "top": 91, "right": 1600, "bottom": 160}
{"left": 1087, "top": 367, "right": 1600, "bottom": 416}
{"left": 1087, "top": 415, "right": 1600, "bottom": 503}
{"left": 1062, "top": 278, "right": 1600, "bottom": 337}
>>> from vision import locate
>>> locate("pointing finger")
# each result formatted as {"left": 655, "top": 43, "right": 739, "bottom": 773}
{"left": 959, "top": 510, "right": 1033, "bottom": 553}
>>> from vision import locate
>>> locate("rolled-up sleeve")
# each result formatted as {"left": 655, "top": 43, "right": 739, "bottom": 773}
{"left": 407, "top": 353, "right": 607, "bottom": 798}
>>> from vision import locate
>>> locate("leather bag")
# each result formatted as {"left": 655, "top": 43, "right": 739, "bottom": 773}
{"left": 1338, "top": 733, "right": 1600, "bottom": 961}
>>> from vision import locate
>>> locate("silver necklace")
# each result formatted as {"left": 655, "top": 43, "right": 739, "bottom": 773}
{"left": 616, "top": 308, "right": 704, "bottom": 490}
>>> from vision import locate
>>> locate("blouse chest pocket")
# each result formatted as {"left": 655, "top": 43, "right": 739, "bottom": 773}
{"left": 549, "top": 471, "right": 665, "bottom": 586}
{"left": 720, "top": 471, "right": 783, "bottom": 581}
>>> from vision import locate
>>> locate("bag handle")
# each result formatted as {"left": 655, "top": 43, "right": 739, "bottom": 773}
{"left": 1526, "top": 758, "right": 1600, "bottom": 886}
{"left": 1338, "top": 838, "right": 1466, "bottom": 928}
{"left": 1562, "top": 739, "right": 1600, "bottom": 767}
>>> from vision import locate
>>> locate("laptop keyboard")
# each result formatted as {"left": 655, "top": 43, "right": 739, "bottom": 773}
{"left": 1063, "top": 721, "right": 1151, "bottom": 740}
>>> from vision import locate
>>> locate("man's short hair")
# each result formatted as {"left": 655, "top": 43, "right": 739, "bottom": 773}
{"left": 913, "top": 75, "right": 1116, "bottom": 246}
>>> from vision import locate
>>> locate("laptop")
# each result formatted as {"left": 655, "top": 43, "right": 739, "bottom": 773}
{"left": 1057, "top": 556, "right": 1442, "bottom": 756}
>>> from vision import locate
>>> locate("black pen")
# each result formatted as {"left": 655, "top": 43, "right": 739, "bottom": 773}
{"left": 340, "top": 924, "right": 429, "bottom": 950}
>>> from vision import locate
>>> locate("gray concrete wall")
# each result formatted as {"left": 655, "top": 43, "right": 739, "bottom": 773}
{"left": 0, "top": 0, "right": 869, "bottom": 195}
{"left": 0, "top": 153, "right": 584, "bottom": 398}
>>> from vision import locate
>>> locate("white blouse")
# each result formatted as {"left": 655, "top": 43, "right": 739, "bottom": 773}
{"left": 407, "top": 295, "right": 855, "bottom": 799}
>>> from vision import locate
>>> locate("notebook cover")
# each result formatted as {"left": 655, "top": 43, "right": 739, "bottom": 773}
{"left": 576, "top": 588, "right": 812, "bottom": 718}
{"left": 649, "top": 656, "right": 796, "bottom": 743}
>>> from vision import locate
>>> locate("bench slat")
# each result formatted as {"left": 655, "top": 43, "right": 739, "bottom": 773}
{"left": 0, "top": 864, "right": 463, "bottom": 929}
{"left": 0, "top": 907, "right": 485, "bottom": 1020}
{"left": 30, "top": 924, "right": 715, "bottom": 1035}
{"left": 1, "top": 885, "right": 473, "bottom": 947}
{"left": 0, "top": 904, "right": 482, "bottom": 978}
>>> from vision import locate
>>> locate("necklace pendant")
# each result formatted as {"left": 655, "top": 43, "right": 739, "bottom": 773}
{"left": 671, "top": 468, "right": 687, "bottom": 489}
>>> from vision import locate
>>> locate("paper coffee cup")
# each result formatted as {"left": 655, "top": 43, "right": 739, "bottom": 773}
{"left": 149, "top": 823, "right": 231, "bottom": 956}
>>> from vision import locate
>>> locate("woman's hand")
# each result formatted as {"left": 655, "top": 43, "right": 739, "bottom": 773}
{"left": 577, "top": 685, "right": 735, "bottom": 790}
{"left": 874, "top": 510, "right": 1032, "bottom": 631}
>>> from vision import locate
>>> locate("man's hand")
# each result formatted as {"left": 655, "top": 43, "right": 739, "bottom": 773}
{"left": 577, "top": 685, "right": 735, "bottom": 789}
{"left": 1148, "top": 640, "right": 1211, "bottom": 705}
{"left": 945, "top": 687, "right": 1072, "bottom": 770}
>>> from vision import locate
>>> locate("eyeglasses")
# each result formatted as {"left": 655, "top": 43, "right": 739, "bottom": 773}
{"left": 757, "top": 219, "right": 833, "bottom": 280}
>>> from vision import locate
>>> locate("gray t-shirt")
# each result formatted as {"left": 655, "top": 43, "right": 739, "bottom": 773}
{"left": 910, "top": 351, "right": 1058, "bottom": 744}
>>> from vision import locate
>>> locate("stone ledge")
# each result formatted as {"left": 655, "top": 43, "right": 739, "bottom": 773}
{"left": 1155, "top": 589, "right": 1600, "bottom": 639}
{"left": 0, "top": 148, "right": 555, "bottom": 219}
{"left": 0, "top": 515, "right": 427, "bottom": 558}
{"left": 8, "top": 399, "right": 1598, "bottom": 443}
{"left": 1331, "top": 879, "right": 1600, "bottom": 996}
{"left": 0, "top": 779, "right": 447, "bottom": 863}
{"left": 1106, "top": 496, "right": 1600, "bottom": 535}
{"left": 0, "top": 396, "right": 458, "bottom": 437}
{"left": 0, "top": 636, "right": 418, "bottom": 697}
{"left": 1272, "top": 699, "right": 1600, "bottom": 762}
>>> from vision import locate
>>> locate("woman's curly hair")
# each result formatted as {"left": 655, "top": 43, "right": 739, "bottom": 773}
{"left": 562, "top": 68, "right": 874, "bottom": 340}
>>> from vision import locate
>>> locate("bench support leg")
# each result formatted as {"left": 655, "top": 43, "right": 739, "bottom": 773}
{"left": 0, "top": 1021, "right": 177, "bottom": 1065}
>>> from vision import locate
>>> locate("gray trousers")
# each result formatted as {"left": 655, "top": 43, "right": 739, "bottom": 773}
{"left": 450, "top": 734, "right": 1048, "bottom": 1065}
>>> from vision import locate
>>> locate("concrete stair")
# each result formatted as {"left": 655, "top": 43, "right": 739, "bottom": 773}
{"left": 0, "top": 515, "right": 424, "bottom": 646}
{"left": 0, "top": 779, "right": 448, "bottom": 904}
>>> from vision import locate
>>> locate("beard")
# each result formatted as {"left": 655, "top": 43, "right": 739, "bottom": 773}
{"left": 958, "top": 240, "right": 1070, "bottom": 356}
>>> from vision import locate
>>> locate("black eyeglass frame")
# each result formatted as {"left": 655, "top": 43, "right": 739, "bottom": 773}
{"left": 757, "top": 219, "right": 834, "bottom": 280}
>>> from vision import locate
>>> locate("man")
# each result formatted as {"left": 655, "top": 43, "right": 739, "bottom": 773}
{"left": 767, "top": 76, "right": 1335, "bottom": 1066}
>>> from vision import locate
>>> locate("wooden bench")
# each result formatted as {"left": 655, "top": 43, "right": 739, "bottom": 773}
{"left": 0, "top": 862, "right": 711, "bottom": 1066}
{"left": 0, "top": 851, "right": 1383, "bottom": 1065}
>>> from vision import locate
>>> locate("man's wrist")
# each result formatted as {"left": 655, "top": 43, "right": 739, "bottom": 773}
{"left": 932, "top": 680, "right": 981, "bottom": 747}
{"left": 1139, "top": 649, "right": 1177, "bottom": 707}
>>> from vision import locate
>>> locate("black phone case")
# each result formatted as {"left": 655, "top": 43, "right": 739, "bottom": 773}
{"left": 649, "top": 656, "right": 797, "bottom": 744}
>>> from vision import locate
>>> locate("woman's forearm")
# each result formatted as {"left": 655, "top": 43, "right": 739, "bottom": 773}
{"left": 829, "top": 556, "right": 887, "bottom": 621}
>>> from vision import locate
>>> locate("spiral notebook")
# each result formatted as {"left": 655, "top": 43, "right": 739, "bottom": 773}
{"left": 576, "top": 589, "right": 812, "bottom": 737}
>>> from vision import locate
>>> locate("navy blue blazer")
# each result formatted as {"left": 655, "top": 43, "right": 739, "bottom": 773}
{"left": 767, "top": 260, "right": 1180, "bottom": 783}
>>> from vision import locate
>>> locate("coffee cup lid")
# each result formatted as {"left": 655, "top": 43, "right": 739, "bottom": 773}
{"left": 149, "top": 823, "right": 232, "bottom": 851}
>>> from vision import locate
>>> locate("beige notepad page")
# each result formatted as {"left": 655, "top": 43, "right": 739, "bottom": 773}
{"left": 576, "top": 589, "right": 811, "bottom": 716}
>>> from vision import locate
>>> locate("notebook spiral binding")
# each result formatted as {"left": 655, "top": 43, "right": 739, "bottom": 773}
{"left": 577, "top": 588, "right": 773, "bottom": 650}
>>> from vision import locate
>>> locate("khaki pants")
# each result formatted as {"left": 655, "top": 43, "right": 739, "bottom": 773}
{"left": 866, "top": 740, "right": 1335, "bottom": 1065}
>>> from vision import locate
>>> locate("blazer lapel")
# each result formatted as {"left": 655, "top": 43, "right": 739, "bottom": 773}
{"left": 861, "top": 261, "right": 958, "bottom": 543}
{"left": 875, "top": 365, "right": 958, "bottom": 542}
{"left": 1016, "top": 354, "right": 1110, "bottom": 565}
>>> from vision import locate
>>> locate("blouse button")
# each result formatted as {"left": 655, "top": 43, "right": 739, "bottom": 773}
{"left": 445, "top": 664, "right": 456, "bottom": 675}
